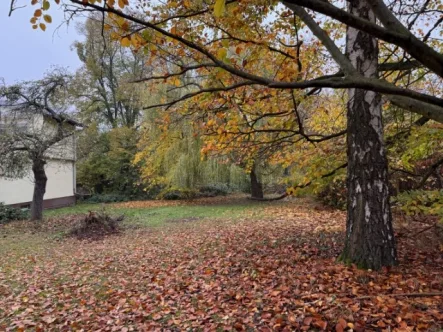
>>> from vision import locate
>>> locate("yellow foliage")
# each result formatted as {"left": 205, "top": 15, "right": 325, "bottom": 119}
{"left": 121, "top": 37, "right": 131, "bottom": 47}
{"left": 214, "top": 0, "right": 225, "bottom": 17}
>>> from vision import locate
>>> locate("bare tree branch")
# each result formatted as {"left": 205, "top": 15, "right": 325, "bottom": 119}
{"left": 8, "top": 0, "right": 26, "bottom": 16}
{"left": 143, "top": 81, "right": 256, "bottom": 110}
{"left": 131, "top": 63, "right": 217, "bottom": 83}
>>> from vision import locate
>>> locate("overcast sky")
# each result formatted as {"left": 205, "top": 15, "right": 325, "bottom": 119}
{"left": 0, "top": 1, "right": 83, "bottom": 84}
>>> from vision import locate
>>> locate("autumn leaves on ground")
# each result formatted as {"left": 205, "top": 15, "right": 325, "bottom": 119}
{"left": 1, "top": 196, "right": 442, "bottom": 331}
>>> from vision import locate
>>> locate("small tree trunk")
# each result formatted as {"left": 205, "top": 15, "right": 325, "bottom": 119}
{"left": 30, "top": 159, "right": 47, "bottom": 221}
{"left": 340, "top": 0, "right": 397, "bottom": 270}
{"left": 250, "top": 166, "right": 264, "bottom": 199}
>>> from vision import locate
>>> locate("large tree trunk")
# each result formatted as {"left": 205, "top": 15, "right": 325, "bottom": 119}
{"left": 30, "top": 159, "right": 47, "bottom": 221}
{"left": 340, "top": 0, "right": 397, "bottom": 269}
{"left": 250, "top": 165, "right": 264, "bottom": 199}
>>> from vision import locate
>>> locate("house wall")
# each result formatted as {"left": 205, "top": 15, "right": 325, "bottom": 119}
{"left": 44, "top": 119, "right": 76, "bottom": 161}
{"left": 0, "top": 159, "right": 75, "bottom": 208}
{"left": 1, "top": 108, "right": 77, "bottom": 209}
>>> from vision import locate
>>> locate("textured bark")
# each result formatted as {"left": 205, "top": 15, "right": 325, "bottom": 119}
{"left": 250, "top": 166, "right": 264, "bottom": 199}
{"left": 340, "top": 0, "right": 397, "bottom": 270}
{"left": 30, "top": 158, "right": 47, "bottom": 221}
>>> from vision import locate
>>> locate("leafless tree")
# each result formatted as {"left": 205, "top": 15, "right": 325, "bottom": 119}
{"left": 0, "top": 72, "right": 82, "bottom": 220}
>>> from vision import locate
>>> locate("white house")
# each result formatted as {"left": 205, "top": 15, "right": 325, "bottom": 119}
{"left": 0, "top": 108, "right": 78, "bottom": 209}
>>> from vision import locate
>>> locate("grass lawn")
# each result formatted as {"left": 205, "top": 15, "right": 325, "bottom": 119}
{"left": 1, "top": 195, "right": 442, "bottom": 331}
{"left": 44, "top": 196, "right": 266, "bottom": 228}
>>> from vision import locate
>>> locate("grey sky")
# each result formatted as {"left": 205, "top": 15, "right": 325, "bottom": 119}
{"left": 0, "top": 1, "right": 83, "bottom": 84}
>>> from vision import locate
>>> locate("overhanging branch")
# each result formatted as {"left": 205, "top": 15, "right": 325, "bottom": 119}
{"left": 70, "top": 0, "right": 443, "bottom": 123}
{"left": 283, "top": 0, "right": 443, "bottom": 78}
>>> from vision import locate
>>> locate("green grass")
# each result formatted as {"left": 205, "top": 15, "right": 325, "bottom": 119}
{"left": 43, "top": 200, "right": 265, "bottom": 228}
{"left": 44, "top": 203, "right": 106, "bottom": 217}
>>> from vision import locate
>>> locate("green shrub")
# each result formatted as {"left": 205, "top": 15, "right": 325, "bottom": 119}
{"left": 142, "top": 184, "right": 165, "bottom": 199}
{"left": 394, "top": 190, "right": 443, "bottom": 222}
{"left": 84, "top": 194, "right": 130, "bottom": 204}
{"left": 157, "top": 187, "right": 199, "bottom": 200}
{"left": 76, "top": 126, "right": 145, "bottom": 198}
{"left": 0, "top": 203, "right": 29, "bottom": 224}
{"left": 316, "top": 179, "right": 347, "bottom": 210}
{"left": 199, "top": 183, "right": 230, "bottom": 197}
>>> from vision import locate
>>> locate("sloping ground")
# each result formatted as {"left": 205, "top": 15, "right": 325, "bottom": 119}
{"left": 0, "top": 198, "right": 442, "bottom": 331}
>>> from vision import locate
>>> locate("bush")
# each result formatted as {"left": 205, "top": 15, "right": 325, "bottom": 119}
{"left": 395, "top": 190, "right": 443, "bottom": 222}
{"left": 157, "top": 187, "right": 199, "bottom": 200}
{"left": 142, "top": 184, "right": 165, "bottom": 200}
{"left": 198, "top": 183, "right": 230, "bottom": 197}
{"left": 84, "top": 194, "right": 130, "bottom": 204}
{"left": 0, "top": 203, "right": 29, "bottom": 224}
{"left": 316, "top": 179, "right": 347, "bottom": 210}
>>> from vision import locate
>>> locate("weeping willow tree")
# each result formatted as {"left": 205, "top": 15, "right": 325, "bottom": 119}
{"left": 133, "top": 60, "right": 251, "bottom": 194}
{"left": 134, "top": 117, "right": 250, "bottom": 192}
